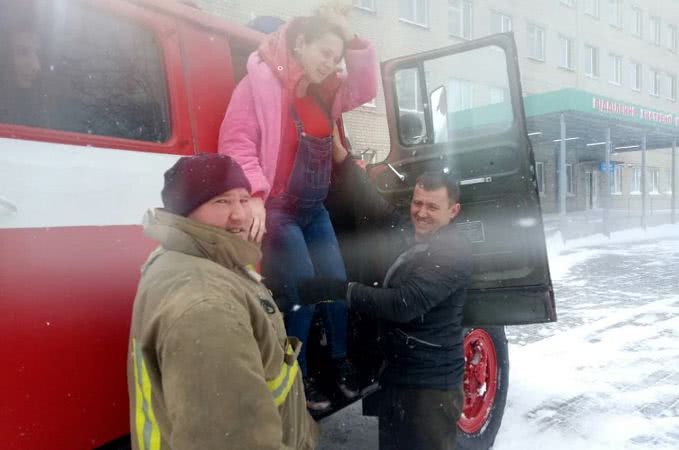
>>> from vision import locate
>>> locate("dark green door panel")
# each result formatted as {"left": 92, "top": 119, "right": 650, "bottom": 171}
{"left": 377, "top": 33, "right": 556, "bottom": 325}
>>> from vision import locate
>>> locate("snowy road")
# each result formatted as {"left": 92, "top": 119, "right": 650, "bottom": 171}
{"left": 319, "top": 225, "right": 679, "bottom": 450}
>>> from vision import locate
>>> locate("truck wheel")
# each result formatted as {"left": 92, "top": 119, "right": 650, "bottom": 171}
{"left": 457, "top": 326, "right": 509, "bottom": 450}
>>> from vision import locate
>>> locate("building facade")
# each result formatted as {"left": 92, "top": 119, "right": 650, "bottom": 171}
{"left": 197, "top": 0, "right": 678, "bottom": 216}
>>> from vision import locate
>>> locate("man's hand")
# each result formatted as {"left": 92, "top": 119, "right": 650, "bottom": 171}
{"left": 332, "top": 125, "right": 350, "bottom": 164}
{"left": 248, "top": 195, "right": 266, "bottom": 244}
{"left": 297, "top": 278, "right": 348, "bottom": 305}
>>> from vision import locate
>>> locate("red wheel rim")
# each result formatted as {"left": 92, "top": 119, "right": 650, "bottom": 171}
{"left": 458, "top": 329, "right": 498, "bottom": 434}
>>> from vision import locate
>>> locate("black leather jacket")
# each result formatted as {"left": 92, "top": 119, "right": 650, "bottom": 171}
{"left": 335, "top": 159, "right": 472, "bottom": 390}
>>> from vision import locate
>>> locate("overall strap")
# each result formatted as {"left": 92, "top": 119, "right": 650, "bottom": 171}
{"left": 308, "top": 88, "right": 334, "bottom": 130}
{"left": 288, "top": 105, "right": 305, "bottom": 136}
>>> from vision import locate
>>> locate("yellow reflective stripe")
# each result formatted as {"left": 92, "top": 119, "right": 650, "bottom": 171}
{"left": 132, "top": 339, "right": 161, "bottom": 450}
{"left": 132, "top": 340, "right": 145, "bottom": 450}
{"left": 267, "top": 344, "right": 300, "bottom": 407}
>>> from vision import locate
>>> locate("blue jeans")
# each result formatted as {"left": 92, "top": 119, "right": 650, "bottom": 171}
{"left": 263, "top": 205, "right": 348, "bottom": 376}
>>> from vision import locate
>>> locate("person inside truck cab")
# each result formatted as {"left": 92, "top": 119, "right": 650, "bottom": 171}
{"left": 218, "top": 5, "right": 377, "bottom": 411}
{"left": 298, "top": 136, "right": 472, "bottom": 450}
{"left": 127, "top": 153, "right": 319, "bottom": 450}
{"left": 0, "top": 12, "right": 47, "bottom": 128}
{"left": 399, "top": 112, "right": 425, "bottom": 146}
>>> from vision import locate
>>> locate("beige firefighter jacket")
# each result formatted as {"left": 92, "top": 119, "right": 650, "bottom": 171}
{"left": 127, "top": 209, "right": 319, "bottom": 450}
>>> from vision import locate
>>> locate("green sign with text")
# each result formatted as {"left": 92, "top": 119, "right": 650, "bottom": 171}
{"left": 523, "top": 89, "right": 679, "bottom": 130}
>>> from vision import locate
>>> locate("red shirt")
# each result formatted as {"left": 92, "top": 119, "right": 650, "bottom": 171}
{"left": 270, "top": 95, "right": 332, "bottom": 197}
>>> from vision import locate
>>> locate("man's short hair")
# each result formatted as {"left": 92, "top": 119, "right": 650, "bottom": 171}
{"left": 415, "top": 172, "right": 460, "bottom": 204}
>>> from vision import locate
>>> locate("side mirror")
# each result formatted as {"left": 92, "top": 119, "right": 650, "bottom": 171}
{"left": 429, "top": 85, "right": 448, "bottom": 143}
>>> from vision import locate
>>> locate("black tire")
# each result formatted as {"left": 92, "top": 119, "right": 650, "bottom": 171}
{"left": 457, "top": 326, "right": 509, "bottom": 450}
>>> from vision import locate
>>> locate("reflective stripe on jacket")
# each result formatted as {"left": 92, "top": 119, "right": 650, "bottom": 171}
{"left": 127, "top": 209, "right": 318, "bottom": 450}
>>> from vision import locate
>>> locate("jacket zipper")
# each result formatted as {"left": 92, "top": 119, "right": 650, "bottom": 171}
{"left": 395, "top": 328, "right": 443, "bottom": 348}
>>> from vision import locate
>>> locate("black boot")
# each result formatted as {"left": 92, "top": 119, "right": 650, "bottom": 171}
{"left": 303, "top": 377, "right": 331, "bottom": 412}
{"left": 334, "top": 358, "right": 360, "bottom": 399}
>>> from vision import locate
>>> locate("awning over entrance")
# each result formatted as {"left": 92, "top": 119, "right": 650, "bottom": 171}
{"left": 521, "top": 88, "right": 678, "bottom": 225}
{"left": 524, "top": 88, "right": 679, "bottom": 154}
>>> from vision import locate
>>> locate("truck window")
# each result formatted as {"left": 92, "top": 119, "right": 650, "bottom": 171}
{"left": 393, "top": 45, "right": 514, "bottom": 147}
{"left": 395, "top": 67, "right": 426, "bottom": 146}
{"left": 0, "top": 1, "right": 170, "bottom": 142}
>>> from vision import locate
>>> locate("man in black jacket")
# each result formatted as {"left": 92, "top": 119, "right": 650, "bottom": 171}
{"left": 298, "top": 137, "right": 472, "bottom": 450}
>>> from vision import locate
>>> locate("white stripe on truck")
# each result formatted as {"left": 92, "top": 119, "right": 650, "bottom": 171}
{"left": 0, "top": 138, "right": 182, "bottom": 229}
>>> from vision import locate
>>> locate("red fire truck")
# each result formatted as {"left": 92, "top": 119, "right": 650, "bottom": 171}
{"left": 0, "top": 0, "right": 555, "bottom": 449}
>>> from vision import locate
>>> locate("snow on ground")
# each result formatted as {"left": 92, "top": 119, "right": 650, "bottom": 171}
{"left": 546, "top": 223, "right": 679, "bottom": 281}
{"left": 498, "top": 224, "right": 679, "bottom": 450}
{"left": 497, "top": 296, "right": 679, "bottom": 450}
{"left": 320, "top": 224, "right": 679, "bottom": 449}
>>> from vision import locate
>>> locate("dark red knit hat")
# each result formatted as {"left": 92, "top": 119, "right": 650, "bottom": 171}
{"left": 161, "top": 153, "right": 251, "bottom": 216}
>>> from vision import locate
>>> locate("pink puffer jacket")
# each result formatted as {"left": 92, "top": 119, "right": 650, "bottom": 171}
{"left": 218, "top": 21, "right": 377, "bottom": 200}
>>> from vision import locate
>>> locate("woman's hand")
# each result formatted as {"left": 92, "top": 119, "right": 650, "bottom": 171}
{"left": 248, "top": 195, "right": 267, "bottom": 244}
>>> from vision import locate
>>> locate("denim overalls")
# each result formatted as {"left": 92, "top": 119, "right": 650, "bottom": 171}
{"left": 262, "top": 106, "right": 348, "bottom": 376}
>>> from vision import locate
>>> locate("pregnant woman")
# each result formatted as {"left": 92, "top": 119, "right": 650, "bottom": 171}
{"left": 218, "top": 5, "right": 376, "bottom": 411}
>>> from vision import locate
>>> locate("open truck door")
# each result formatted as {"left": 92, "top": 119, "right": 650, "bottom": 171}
{"left": 337, "top": 33, "right": 556, "bottom": 450}
{"left": 378, "top": 32, "right": 555, "bottom": 325}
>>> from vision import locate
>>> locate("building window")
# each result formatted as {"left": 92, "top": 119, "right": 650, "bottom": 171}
{"left": 667, "top": 74, "right": 677, "bottom": 101}
{"left": 491, "top": 11, "right": 512, "bottom": 33}
{"left": 584, "top": 45, "right": 600, "bottom": 77}
{"left": 649, "top": 68, "right": 660, "bottom": 96}
{"left": 650, "top": 16, "right": 661, "bottom": 45}
{"left": 449, "top": 78, "right": 474, "bottom": 111}
{"left": 400, "top": 0, "right": 429, "bottom": 27}
{"left": 559, "top": 36, "right": 575, "bottom": 70}
{"left": 395, "top": 68, "right": 421, "bottom": 111}
{"left": 650, "top": 168, "right": 660, "bottom": 193}
{"left": 560, "top": 0, "right": 575, "bottom": 7}
{"left": 584, "top": 0, "right": 600, "bottom": 18}
{"left": 528, "top": 23, "right": 546, "bottom": 61}
{"left": 536, "top": 161, "right": 545, "bottom": 194}
{"left": 630, "top": 62, "right": 642, "bottom": 91}
{"left": 631, "top": 7, "right": 643, "bottom": 37}
{"left": 668, "top": 25, "right": 678, "bottom": 52}
{"left": 609, "top": 54, "right": 622, "bottom": 85}
{"left": 353, "top": 0, "right": 376, "bottom": 11}
{"left": 488, "top": 86, "right": 507, "bottom": 104}
{"left": 631, "top": 167, "right": 641, "bottom": 193}
{"left": 566, "top": 164, "right": 574, "bottom": 194}
{"left": 665, "top": 169, "right": 673, "bottom": 194}
{"left": 608, "top": 0, "right": 622, "bottom": 28}
{"left": 613, "top": 164, "right": 623, "bottom": 194}
{"left": 448, "top": 0, "right": 473, "bottom": 39}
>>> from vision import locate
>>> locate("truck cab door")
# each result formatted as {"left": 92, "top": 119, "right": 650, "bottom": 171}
{"left": 375, "top": 33, "right": 555, "bottom": 325}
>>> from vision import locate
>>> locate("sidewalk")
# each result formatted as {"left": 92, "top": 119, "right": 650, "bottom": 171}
{"left": 542, "top": 209, "right": 676, "bottom": 240}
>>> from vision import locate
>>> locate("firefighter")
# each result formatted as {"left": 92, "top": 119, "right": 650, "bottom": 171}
{"left": 127, "top": 153, "right": 318, "bottom": 450}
